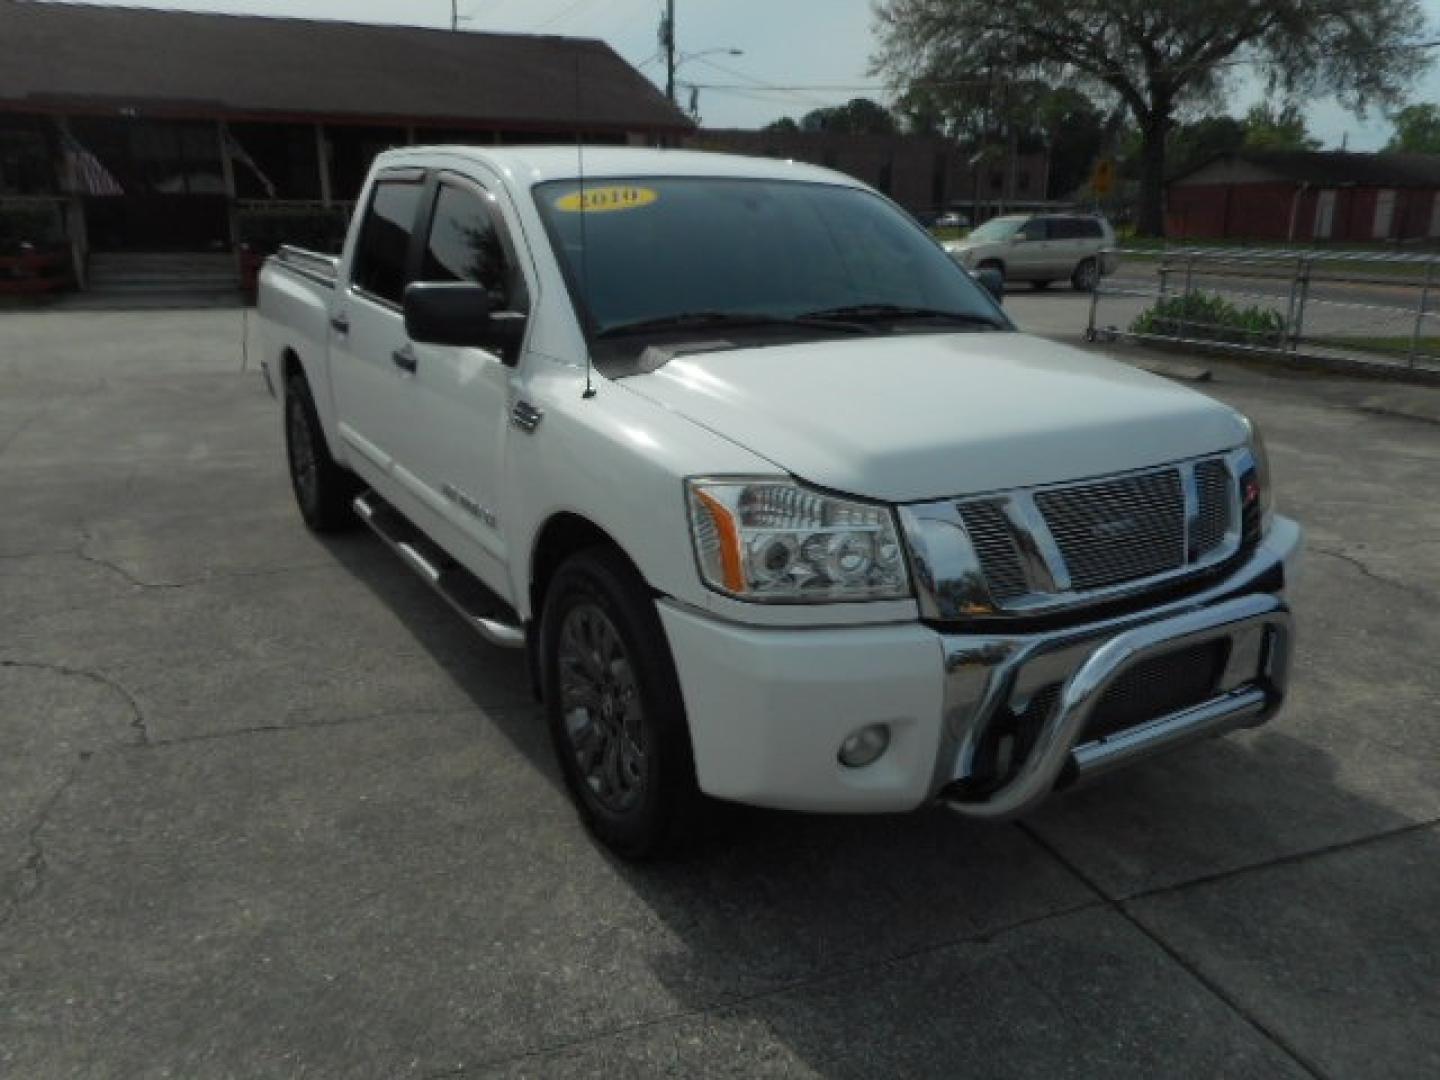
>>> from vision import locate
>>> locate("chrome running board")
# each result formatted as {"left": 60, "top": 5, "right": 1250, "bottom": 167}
{"left": 353, "top": 491, "right": 525, "bottom": 649}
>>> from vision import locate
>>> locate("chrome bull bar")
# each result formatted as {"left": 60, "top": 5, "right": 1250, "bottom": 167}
{"left": 940, "top": 591, "right": 1292, "bottom": 820}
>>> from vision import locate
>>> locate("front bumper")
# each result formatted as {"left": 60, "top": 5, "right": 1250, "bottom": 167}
{"left": 659, "top": 516, "right": 1301, "bottom": 816}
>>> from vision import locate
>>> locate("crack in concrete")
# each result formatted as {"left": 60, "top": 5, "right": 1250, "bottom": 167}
{"left": 0, "top": 758, "right": 88, "bottom": 932}
{"left": 417, "top": 896, "right": 1108, "bottom": 1079}
{"left": 1310, "top": 545, "right": 1438, "bottom": 604}
{"left": 11, "top": 526, "right": 340, "bottom": 591}
{"left": 0, "top": 659, "right": 149, "bottom": 746}
{"left": 1017, "top": 821, "right": 1331, "bottom": 1080}
{"left": 141, "top": 705, "right": 484, "bottom": 750}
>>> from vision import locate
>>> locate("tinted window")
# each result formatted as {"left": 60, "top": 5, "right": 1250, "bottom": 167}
{"left": 1019, "top": 218, "right": 1048, "bottom": 241}
{"left": 1051, "top": 218, "right": 1103, "bottom": 239}
{"left": 419, "top": 183, "right": 528, "bottom": 311}
{"left": 533, "top": 177, "right": 1000, "bottom": 334}
{"left": 351, "top": 177, "right": 423, "bottom": 304}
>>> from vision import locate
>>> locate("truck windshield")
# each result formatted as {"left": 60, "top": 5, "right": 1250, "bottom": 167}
{"left": 532, "top": 176, "right": 1006, "bottom": 338}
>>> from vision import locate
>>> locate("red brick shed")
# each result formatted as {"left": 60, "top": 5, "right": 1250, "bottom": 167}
{"left": 1167, "top": 151, "right": 1440, "bottom": 243}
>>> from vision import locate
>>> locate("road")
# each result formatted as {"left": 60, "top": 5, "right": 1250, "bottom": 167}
{"left": 2, "top": 308, "right": 1437, "bottom": 1078}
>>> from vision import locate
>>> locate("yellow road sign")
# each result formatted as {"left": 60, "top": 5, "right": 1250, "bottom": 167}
{"left": 1091, "top": 159, "right": 1116, "bottom": 196}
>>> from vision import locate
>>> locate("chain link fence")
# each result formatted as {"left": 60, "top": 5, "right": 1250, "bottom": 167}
{"left": 1085, "top": 248, "right": 1440, "bottom": 375}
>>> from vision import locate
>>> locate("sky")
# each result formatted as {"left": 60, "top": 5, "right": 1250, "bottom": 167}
{"left": 38, "top": 0, "right": 1440, "bottom": 147}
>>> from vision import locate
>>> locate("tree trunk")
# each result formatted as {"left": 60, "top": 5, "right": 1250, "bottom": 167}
{"left": 1136, "top": 112, "right": 1169, "bottom": 238}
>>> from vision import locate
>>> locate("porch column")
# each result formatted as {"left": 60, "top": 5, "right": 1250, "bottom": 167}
{"left": 217, "top": 119, "right": 238, "bottom": 253}
{"left": 316, "top": 123, "right": 333, "bottom": 207}
{"left": 52, "top": 115, "right": 88, "bottom": 288}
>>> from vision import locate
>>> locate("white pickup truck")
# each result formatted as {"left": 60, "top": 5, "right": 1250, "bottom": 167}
{"left": 259, "top": 147, "right": 1301, "bottom": 858}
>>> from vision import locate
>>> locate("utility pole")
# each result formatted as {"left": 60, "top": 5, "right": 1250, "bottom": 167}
{"left": 450, "top": 1, "right": 460, "bottom": 31}
{"left": 661, "top": 0, "right": 676, "bottom": 104}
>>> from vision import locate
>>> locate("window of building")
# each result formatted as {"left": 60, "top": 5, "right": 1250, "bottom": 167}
{"left": 420, "top": 182, "right": 527, "bottom": 312}
{"left": 351, "top": 176, "right": 424, "bottom": 304}
{"left": 0, "top": 119, "right": 57, "bottom": 195}
{"left": 1374, "top": 188, "right": 1397, "bottom": 239}
{"left": 1314, "top": 189, "right": 1337, "bottom": 239}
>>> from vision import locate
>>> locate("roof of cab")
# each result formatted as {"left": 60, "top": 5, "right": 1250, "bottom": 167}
{"left": 373, "top": 146, "right": 867, "bottom": 189}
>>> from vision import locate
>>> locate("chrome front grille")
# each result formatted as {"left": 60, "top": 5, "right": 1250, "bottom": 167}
{"left": 900, "top": 452, "right": 1251, "bottom": 621}
{"left": 1034, "top": 470, "right": 1185, "bottom": 590}
{"left": 957, "top": 500, "right": 1028, "bottom": 601}
{"left": 1192, "top": 458, "right": 1232, "bottom": 557}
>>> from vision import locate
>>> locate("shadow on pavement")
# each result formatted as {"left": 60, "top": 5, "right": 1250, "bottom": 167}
{"left": 320, "top": 525, "right": 1437, "bottom": 1077}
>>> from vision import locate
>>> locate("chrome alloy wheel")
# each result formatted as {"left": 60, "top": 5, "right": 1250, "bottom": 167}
{"left": 286, "top": 395, "right": 319, "bottom": 511}
{"left": 557, "top": 602, "right": 647, "bottom": 813}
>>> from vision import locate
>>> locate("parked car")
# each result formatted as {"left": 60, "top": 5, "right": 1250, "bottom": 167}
{"left": 945, "top": 212, "right": 1117, "bottom": 290}
{"left": 259, "top": 148, "right": 1300, "bottom": 859}
{"left": 935, "top": 210, "right": 970, "bottom": 230}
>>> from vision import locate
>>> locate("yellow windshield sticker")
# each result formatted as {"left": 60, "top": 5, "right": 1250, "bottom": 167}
{"left": 554, "top": 185, "right": 658, "bottom": 213}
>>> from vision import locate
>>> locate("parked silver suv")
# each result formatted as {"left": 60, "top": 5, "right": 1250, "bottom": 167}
{"left": 944, "top": 213, "right": 1117, "bottom": 291}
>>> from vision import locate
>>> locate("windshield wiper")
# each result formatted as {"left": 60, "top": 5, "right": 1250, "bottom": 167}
{"left": 800, "top": 304, "right": 1006, "bottom": 329}
{"left": 595, "top": 310, "right": 872, "bottom": 338}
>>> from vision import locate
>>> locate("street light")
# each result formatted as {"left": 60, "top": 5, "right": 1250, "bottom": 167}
{"left": 673, "top": 48, "right": 742, "bottom": 119}
{"left": 678, "top": 47, "right": 744, "bottom": 64}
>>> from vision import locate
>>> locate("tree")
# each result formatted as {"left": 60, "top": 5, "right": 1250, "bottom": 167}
{"left": 762, "top": 116, "right": 801, "bottom": 134}
{"left": 1167, "top": 115, "right": 1247, "bottom": 177}
{"left": 1385, "top": 103, "right": 1440, "bottom": 152}
{"left": 1035, "top": 86, "right": 1105, "bottom": 197}
{"left": 1243, "top": 103, "right": 1322, "bottom": 150}
{"left": 799, "top": 98, "right": 898, "bottom": 135}
{"left": 873, "top": 0, "right": 1430, "bottom": 236}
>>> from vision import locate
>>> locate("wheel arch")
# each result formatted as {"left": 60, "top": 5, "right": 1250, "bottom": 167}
{"left": 528, "top": 511, "right": 652, "bottom": 624}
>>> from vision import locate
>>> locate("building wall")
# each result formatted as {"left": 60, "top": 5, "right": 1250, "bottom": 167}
{"left": 686, "top": 129, "right": 1048, "bottom": 212}
{"left": 1168, "top": 181, "right": 1440, "bottom": 242}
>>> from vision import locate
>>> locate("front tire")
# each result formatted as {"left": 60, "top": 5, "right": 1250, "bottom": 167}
{"left": 540, "top": 548, "right": 702, "bottom": 859}
{"left": 1031, "top": 279, "right": 1053, "bottom": 291}
{"left": 284, "top": 373, "right": 359, "bottom": 533}
{"left": 977, "top": 259, "right": 1005, "bottom": 285}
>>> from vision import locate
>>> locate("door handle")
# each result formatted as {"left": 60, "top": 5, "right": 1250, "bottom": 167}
{"left": 392, "top": 345, "right": 417, "bottom": 373}
{"left": 329, "top": 313, "right": 350, "bottom": 335}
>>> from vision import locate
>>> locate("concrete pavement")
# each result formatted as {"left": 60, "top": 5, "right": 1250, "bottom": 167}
{"left": 1, "top": 308, "right": 1437, "bottom": 1078}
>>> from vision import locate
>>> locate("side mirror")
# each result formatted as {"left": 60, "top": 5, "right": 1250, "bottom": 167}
{"left": 975, "top": 266, "right": 1004, "bottom": 303}
{"left": 403, "top": 282, "right": 527, "bottom": 363}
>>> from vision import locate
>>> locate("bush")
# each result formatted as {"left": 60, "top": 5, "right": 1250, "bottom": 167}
{"left": 236, "top": 205, "right": 350, "bottom": 256}
{"left": 1130, "top": 290, "right": 1286, "bottom": 348}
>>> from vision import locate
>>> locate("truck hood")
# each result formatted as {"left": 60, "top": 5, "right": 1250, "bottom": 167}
{"left": 619, "top": 332, "right": 1249, "bottom": 503}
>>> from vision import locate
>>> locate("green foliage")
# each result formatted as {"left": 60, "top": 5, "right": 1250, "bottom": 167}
{"left": 872, "top": 0, "right": 1431, "bottom": 235}
{"left": 1131, "top": 290, "right": 1286, "bottom": 348}
{"left": 762, "top": 117, "right": 801, "bottom": 135}
{"left": 1166, "top": 116, "right": 1247, "bottom": 177}
{"left": 1384, "top": 103, "right": 1440, "bottom": 153}
{"left": 798, "top": 98, "right": 898, "bottom": 135}
{"left": 236, "top": 204, "right": 349, "bottom": 256}
{"left": 0, "top": 202, "right": 64, "bottom": 254}
{"left": 1242, "top": 103, "right": 1322, "bottom": 151}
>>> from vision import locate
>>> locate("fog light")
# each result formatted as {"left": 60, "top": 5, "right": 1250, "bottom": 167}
{"left": 838, "top": 723, "right": 891, "bottom": 768}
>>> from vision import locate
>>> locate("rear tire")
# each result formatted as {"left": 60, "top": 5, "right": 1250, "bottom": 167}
{"left": 1072, "top": 257, "right": 1099, "bottom": 292}
{"left": 540, "top": 547, "right": 702, "bottom": 859}
{"left": 284, "top": 373, "right": 359, "bottom": 533}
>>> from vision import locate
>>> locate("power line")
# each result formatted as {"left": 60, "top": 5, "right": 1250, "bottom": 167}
{"left": 686, "top": 36, "right": 1440, "bottom": 96}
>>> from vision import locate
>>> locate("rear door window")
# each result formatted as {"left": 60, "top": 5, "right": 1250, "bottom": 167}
{"left": 351, "top": 175, "right": 424, "bottom": 305}
{"left": 1019, "top": 218, "right": 1049, "bottom": 241}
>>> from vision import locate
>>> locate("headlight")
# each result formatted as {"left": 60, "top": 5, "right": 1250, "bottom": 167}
{"left": 687, "top": 479, "right": 911, "bottom": 602}
{"left": 1242, "top": 418, "right": 1274, "bottom": 530}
